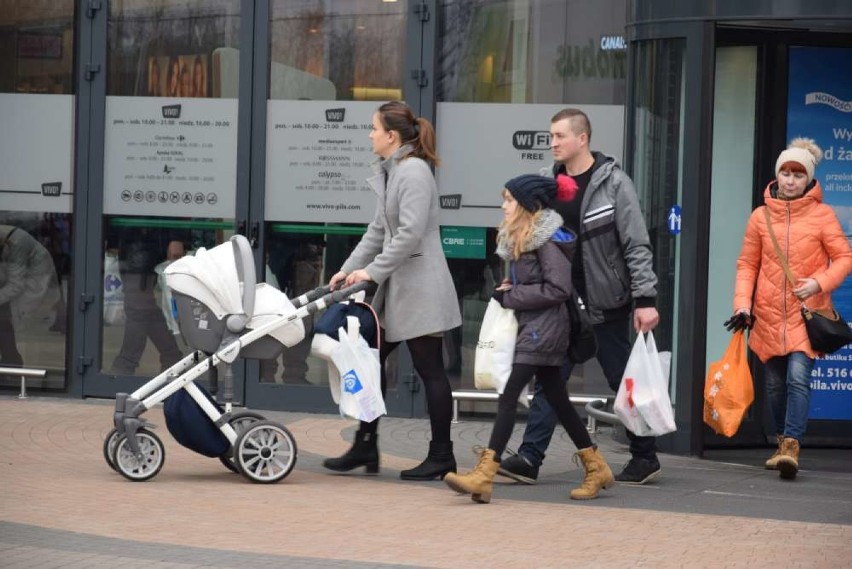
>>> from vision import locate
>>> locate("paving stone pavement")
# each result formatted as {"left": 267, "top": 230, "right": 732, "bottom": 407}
{"left": 1, "top": 396, "right": 850, "bottom": 568}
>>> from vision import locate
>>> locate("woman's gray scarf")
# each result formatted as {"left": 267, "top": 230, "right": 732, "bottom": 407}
{"left": 496, "top": 209, "right": 564, "bottom": 261}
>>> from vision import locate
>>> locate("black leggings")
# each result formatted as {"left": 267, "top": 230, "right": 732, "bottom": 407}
{"left": 488, "top": 364, "right": 592, "bottom": 458}
{"left": 358, "top": 334, "right": 452, "bottom": 443}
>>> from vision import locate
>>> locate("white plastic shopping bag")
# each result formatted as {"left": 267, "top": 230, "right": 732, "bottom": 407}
{"left": 474, "top": 299, "right": 529, "bottom": 406}
{"left": 103, "top": 252, "right": 125, "bottom": 326}
{"left": 154, "top": 260, "right": 180, "bottom": 334}
{"left": 614, "top": 332, "right": 676, "bottom": 436}
{"left": 474, "top": 299, "right": 517, "bottom": 390}
{"left": 330, "top": 317, "right": 386, "bottom": 423}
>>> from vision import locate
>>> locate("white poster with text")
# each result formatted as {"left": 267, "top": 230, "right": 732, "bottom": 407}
{"left": 265, "top": 100, "right": 380, "bottom": 223}
{"left": 103, "top": 96, "right": 238, "bottom": 217}
{"left": 0, "top": 93, "right": 74, "bottom": 214}
{"left": 435, "top": 103, "right": 624, "bottom": 227}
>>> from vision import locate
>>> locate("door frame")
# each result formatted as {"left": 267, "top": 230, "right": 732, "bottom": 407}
{"left": 708, "top": 25, "right": 852, "bottom": 447}
{"left": 240, "top": 0, "right": 432, "bottom": 417}
{"left": 77, "top": 0, "right": 255, "bottom": 401}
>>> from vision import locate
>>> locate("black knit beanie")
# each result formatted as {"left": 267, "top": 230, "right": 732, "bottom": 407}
{"left": 505, "top": 174, "right": 557, "bottom": 212}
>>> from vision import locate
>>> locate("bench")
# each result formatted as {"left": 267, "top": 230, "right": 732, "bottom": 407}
{"left": 0, "top": 367, "right": 47, "bottom": 399}
{"left": 451, "top": 389, "right": 609, "bottom": 432}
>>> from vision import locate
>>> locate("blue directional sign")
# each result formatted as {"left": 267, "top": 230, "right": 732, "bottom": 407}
{"left": 668, "top": 205, "right": 682, "bottom": 235}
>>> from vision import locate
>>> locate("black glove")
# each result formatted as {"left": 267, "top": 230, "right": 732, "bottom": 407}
{"left": 491, "top": 289, "right": 505, "bottom": 306}
{"left": 724, "top": 312, "right": 755, "bottom": 332}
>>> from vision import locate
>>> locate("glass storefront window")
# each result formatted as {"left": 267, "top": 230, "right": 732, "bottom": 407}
{"left": 107, "top": 0, "right": 241, "bottom": 98}
{"left": 269, "top": 0, "right": 406, "bottom": 102}
{"left": 0, "top": 1, "right": 75, "bottom": 94}
{"left": 438, "top": 0, "right": 626, "bottom": 105}
{"left": 630, "top": 38, "right": 685, "bottom": 381}
{"left": 101, "top": 216, "right": 229, "bottom": 377}
{"left": 262, "top": 1, "right": 408, "bottom": 389}
{"left": 102, "top": 1, "right": 241, "bottom": 378}
{"left": 0, "top": 1, "right": 75, "bottom": 390}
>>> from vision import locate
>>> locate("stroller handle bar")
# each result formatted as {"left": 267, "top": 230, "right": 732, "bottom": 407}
{"left": 292, "top": 280, "right": 376, "bottom": 309}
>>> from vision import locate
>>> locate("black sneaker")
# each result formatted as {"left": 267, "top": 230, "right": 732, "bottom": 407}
{"left": 496, "top": 452, "right": 539, "bottom": 485}
{"left": 615, "top": 457, "right": 661, "bottom": 485}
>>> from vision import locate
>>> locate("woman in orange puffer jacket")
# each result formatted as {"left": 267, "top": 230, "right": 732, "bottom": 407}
{"left": 732, "top": 138, "right": 852, "bottom": 481}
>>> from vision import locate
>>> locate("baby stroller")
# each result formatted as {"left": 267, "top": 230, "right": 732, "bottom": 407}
{"left": 103, "top": 235, "right": 371, "bottom": 483}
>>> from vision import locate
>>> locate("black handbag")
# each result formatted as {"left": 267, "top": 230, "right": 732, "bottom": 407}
{"left": 567, "top": 290, "right": 597, "bottom": 364}
{"left": 763, "top": 208, "right": 852, "bottom": 354}
{"left": 801, "top": 306, "right": 852, "bottom": 354}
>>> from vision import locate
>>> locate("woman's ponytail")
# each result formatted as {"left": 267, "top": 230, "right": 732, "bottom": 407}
{"left": 376, "top": 101, "right": 441, "bottom": 167}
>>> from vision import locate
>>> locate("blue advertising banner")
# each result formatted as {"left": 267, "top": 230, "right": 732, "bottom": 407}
{"left": 787, "top": 46, "right": 852, "bottom": 420}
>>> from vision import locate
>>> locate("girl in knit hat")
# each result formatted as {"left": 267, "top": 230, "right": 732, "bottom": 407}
{"left": 730, "top": 138, "right": 852, "bottom": 479}
{"left": 444, "top": 174, "right": 614, "bottom": 503}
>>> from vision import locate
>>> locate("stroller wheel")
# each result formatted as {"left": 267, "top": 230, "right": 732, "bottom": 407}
{"left": 112, "top": 428, "right": 165, "bottom": 482}
{"left": 219, "top": 410, "right": 266, "bottom": 473}
{"left": 103, "top": 428, "right": 121, "bottom": 472}
{"left": 233, "top": 420, "right": 297, "bottom": 484}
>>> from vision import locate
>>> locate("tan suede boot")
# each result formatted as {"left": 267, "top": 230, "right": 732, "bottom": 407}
{"left": 444, "top": 448, "right": 500, "bottom": 503}
{"left": 764, "top": 435, "right": 785, "bottom": 470}
{"left": 570, "top": 446, "right": 615, "bottom": 500}
{"left": 777, "top": 437, "right": 800, "bottom": 480}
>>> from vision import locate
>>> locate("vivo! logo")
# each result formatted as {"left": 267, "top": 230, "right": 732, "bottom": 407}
{"left": 161, "top": 104, "right": 181, "bottom": 118}
{"left": 41, "top": 182, "right": 61, "bottom": 196}
{"left": 440, "top": 194, "right": 461, "bottom": 209}
{"left": 325, "top": 108, "right": 345, "bottom": 122}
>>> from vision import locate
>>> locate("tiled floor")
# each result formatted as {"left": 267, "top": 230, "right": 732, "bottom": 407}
{"left": 1, "top": 397, "right": 850, "bottom": 568}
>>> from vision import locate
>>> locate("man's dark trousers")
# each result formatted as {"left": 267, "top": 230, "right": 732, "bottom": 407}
{"left": 517, "top": 315, "right": 657, "bottom": 465}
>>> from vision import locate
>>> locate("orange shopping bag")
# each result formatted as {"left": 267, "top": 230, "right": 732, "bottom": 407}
{"left": 703, "top": 330, "right": 754, "bottom": 437}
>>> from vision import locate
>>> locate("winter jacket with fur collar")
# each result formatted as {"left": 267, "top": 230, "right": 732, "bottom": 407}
{"left": 497, "top": 209, "right": 575, "bottom": 366}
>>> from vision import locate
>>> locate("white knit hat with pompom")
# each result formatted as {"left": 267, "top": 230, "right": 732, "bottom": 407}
{"left": 775, "top": 137, "right": 823, "bottom": 184}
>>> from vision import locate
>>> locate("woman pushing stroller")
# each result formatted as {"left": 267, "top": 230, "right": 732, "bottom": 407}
{"left": 443, "top": 174, "right": 614, "bottom": 503}
{"left": 323, "top": 101, "right": 462, "bottom": 480}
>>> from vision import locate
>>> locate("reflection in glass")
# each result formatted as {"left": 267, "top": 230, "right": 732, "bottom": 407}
{"left": 0, "top": 213, "right": 70, "bottom": 390}
{"left": 630, "top": 39, "right": 685, "bottom": 352}
{"left": 101, "top": 216, "right": 230, "bottom": 378}
{"left": 0, "top": 1, "right": 75, "bottom": 94}
{"left": 438, "top": 0, "right": 626, "bottom": 104}
{"left": 108, "top": 0, "right": 240, "bottom": 97}
{"left": 269, "top": 0, "right": 406, "bottom": 100}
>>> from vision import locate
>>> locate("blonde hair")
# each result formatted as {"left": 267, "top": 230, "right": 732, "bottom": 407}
{"left": 499, "top": 189, "right": 542, "bottom": 260}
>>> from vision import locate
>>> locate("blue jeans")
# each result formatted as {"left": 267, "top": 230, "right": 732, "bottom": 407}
{"left": 517, "top": 316, "right": 658, "bottom": 466}
{"left": 763, "top": 352, "right": 814, "bottom": 442}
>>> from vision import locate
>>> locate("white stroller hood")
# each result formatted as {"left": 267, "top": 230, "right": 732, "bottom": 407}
{"left": 164, "top": 241, "right": 305, "bottom": 348}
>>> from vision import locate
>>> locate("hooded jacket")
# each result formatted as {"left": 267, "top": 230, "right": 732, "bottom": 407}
{"left": 734, "top": 180, "right": 852, "bottom": 362}
{"left": 543, "top": 152, "right": 657, "bottom": 323}
{"left": 497, "top": 209, "right": 575, "bottom": 366}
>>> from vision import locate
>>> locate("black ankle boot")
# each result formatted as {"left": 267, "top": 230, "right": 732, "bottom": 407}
{"left": 322, "top": 431, "right": 379, "bottom": 474}
{"left": 400, "top": 441, "right": 457, "bottom": 481}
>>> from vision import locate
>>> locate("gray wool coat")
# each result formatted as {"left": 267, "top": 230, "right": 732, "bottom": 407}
{"left": 341, "top": 145, "right": 462, "bottom": 343}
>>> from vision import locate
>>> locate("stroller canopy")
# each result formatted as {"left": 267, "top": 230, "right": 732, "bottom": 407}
{"left": 164, "top": 240, "right": 305, "bottom": 348}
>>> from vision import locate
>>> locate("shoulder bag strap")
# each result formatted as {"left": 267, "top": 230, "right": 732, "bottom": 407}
{"left": 763, "top": 207, "right": 797, "bottom": 288}
{"left": 762, "top": 207, "right": 831, "bottom": 316}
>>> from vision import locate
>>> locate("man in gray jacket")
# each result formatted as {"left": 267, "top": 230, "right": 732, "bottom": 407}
{"left": 498, "top": 108, "right": 662, "bottom": 485}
